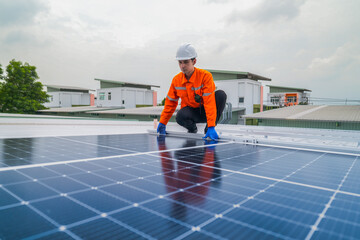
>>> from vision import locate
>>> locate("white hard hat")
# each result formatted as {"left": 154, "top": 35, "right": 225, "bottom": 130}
{"left": 176, "top": 43, "right": 197, "bottom": 60}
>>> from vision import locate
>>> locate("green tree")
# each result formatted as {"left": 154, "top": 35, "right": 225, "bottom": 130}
{"left": 0, "top": 60, "right": 49, "bottom": 114}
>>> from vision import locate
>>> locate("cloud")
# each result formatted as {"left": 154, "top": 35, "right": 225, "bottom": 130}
{"left": 3, "top": 31, "right": 32, "bottom": 44}
{"left": 0, "top": 0, "right": 49, "bottom": 27}
{"left": 226, "top": 0, "right": 306, "bottom": 24}
{"left": 0, "top": 0, "right": 359, "bottom": 102}
{"left": 205, "top": 0, "right": 230, "bottom": 4}
{"left": 2, "top": 30, "right": 49, "bottom": 47}
{"left": 265, "top": 67, "right": 276, "bottom": 72}
{"left": 288, "top": 40, "right": 360, "bottom": 99}
{"left": 215, "top": 41, "right": 230, "bottom": 54}
{"left": 308, "top": 41, "right": 360, "bottom": 71}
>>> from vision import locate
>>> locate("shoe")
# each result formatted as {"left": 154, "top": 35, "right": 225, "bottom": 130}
{"left": 187, "top": 126, "right": 198, "bottom": 133}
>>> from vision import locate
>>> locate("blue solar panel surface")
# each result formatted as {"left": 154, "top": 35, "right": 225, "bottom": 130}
{"left": 0, "top": 133, "right": 359, "bottom": 239}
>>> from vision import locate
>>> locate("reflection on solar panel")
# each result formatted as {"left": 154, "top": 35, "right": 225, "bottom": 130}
{"left": 0, "top": 133, "right": 359, "bottom": 239}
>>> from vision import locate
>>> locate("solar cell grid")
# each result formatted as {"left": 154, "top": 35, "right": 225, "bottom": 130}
{"left": 0, "top": 133, "right": 359, "bottom": 239}
{"left": 0, "top": 134, "right": 183, "bottom": 168}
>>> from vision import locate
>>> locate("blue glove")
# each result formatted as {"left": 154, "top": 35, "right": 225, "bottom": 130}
{"left": 157, "top": 123, "right": 166, "bottom": 135}
{"left": 203, "top": 127, "right": 219, "bottom": 140}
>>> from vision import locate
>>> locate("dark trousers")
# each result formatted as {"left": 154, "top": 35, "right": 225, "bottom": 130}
{"left": 176, "top": 90, "right": 227, "bottom": 132}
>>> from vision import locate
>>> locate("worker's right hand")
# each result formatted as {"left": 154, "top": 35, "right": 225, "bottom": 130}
{"left": 203, "top": 127, "right": 219, "bottom": 140}
{"left": 157, "top": 122, "right": 166, "bottom": 135}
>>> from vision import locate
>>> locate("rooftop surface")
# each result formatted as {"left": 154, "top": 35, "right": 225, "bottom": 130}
{"left": 89, "top": 106, "right": 178, "bottom": 116}
{"left": 245, "top": 105, "right": 360, "bottom": 122}
{"left": 38, "top": 106, "right": 124, "bottom": 113}
{"left": 38, "top": 106, "right": 245, "bottom": 116}
{"left": 1, "top": 113, "right": 359, "bottom": 153}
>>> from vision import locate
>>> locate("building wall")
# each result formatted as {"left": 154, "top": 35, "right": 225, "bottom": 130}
{"left": 267, "top": 92, "right": 310, "bottom": 106}
{"left": 215, "top": 79, "right": 261, "bottom": 114}
{"left": 45, "top": 92, "right": 90, "bottom": 108}
{"left": 96, "top": 87, "right": 154, "bottom": 108}
{"left": 45, "top": 92, "right": 60, "bottom": 108}
{"left": 90, "top": 94, "right": 95, "bottom": 106}
{"left": 97, "top": 88, "right": 122, "bottom": 107}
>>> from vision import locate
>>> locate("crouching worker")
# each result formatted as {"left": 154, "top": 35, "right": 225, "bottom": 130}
{"left": 157, "top": 43, "right": 227, "bottom": 140}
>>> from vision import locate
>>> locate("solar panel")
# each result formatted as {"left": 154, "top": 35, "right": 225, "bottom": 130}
{"left": 0, "top": 133, "right": 359, "bottom": 239}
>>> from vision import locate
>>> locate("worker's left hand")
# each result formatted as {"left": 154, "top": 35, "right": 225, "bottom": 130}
{"left": 157, "top": 122, "right": 166, "bottom": 135}
{"left": 203, "top": 127, "right": 219, "bottom": 140}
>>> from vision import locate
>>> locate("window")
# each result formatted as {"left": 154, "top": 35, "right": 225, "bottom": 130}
{"left": 271, "top": 96, "right": 280, "bottom": 104}
{"left": 287, "top": 96, "right": 297, "bottom": 103}
{"left": 122, "top": 100, "right": 125, "bottom": 104}
{"left": 99, "top": 92, "right": 105, "bottom": 100}
{"left": 239, "top": 97, "right": 244, "bottom": 103}
{"left": 108, "top": 92, "right": 111, "bottom": 100}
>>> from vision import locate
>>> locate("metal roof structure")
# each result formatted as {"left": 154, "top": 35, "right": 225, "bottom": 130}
{"left": 95, "top": 78, "right": 160, "bottom": 89}
{"left": 45, "top": 85, "right": 95, "bottom": 92}
{"left": 206, "top": 69, "right": 272, "bottom": 81}
{"left": 244, "top": 105, "right": 360, "bottom": 122}
{"left": 0, "top": 113, "right": 156, "bottom": 139}
{"left": 267, "top": 85, "right": 312, "bottom": 92}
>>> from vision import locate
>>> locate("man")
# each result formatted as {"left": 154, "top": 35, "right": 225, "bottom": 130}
{"left": 157, "top": 43, "right": 227, "bottom": 140}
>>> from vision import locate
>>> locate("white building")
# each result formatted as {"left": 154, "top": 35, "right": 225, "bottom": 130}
{"left": 215, "top": 79, "right": 263, "bottom": 115}
{"left": 265, "top": 85, "right": 311, "bottom": 107}
{"left": 95, "top": 78, "right": 159, "bottom": 108}
{"left": 206, "top": 70, "right": 271, "bottom": 123}
{"left": 44, "top": 85, "right": 94, "bottom": 108}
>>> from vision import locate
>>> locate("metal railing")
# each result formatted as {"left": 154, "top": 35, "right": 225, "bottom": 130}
{"left": 218, "top": 102, "right": 232, "bottom": 124}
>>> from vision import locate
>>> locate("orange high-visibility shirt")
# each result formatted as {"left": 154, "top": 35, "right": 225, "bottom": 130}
{"left": 160, "top": 68, "right": 217, "bottom": 127}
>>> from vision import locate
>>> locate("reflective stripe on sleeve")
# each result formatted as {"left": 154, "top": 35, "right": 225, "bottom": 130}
{"left": 167, "top": 95, "right": 179, "bottom": 102}
{"left": 191, "top": 85, "right": 203, "bottom": 91}
{"left": 175, "top": 87, "right": 186, "bottom": 90}
{"left": 203, "top": 91, "right": 214, "bottom": 97}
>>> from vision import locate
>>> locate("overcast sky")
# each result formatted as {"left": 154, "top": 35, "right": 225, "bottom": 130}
{"left": 0, "top": 0, "right": 359, "bottom": 102}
